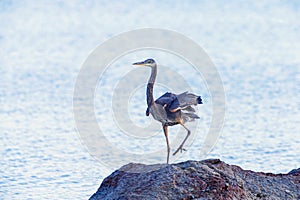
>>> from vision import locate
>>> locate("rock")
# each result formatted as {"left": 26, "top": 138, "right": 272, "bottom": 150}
{"left": 90, "top": 159, "right": 300, "bottom": 200}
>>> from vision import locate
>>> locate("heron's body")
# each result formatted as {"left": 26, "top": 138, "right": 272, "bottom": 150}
{"left": 133, "top": 58, "right": 203, "bottom": 164}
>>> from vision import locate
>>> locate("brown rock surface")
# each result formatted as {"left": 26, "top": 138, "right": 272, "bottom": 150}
{"left": 90, "top": 159, "right": 299, "bottom": 200}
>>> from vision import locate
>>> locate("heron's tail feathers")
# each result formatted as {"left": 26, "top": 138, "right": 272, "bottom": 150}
{"left": 185, "top": 112, "right": 200, "bottom": 119}
{"left": 181, "top": 112, "right": 200, "bottom": 123}
{"left": 182, "top": 106, "right": 196, "bottom": 112}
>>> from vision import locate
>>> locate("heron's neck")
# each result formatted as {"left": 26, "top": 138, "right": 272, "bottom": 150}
{"left": 146, "top": 65, "right": 157, "bottom": 107}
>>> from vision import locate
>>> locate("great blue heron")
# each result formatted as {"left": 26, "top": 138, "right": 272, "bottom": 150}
{"left": 133, "top": 58, "right": 203, "bottom": 164}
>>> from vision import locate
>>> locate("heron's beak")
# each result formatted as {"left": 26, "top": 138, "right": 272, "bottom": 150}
{"left": 132, "top": 61, "right": 146, "bottom": 66}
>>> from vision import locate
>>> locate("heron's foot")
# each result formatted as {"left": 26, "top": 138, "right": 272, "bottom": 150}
{"left": 173, "top": 145, "right": 187, "bottom": 156}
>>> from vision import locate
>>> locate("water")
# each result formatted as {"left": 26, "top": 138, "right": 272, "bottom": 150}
{"left": 1, "top": 1, "right": 299, "bottom": 199}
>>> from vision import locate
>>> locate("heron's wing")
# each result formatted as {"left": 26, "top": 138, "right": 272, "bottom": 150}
{"left": 177, "top": 91, "right": 203, "bottom": 122}
{"left": 155, "top": 92, "right": 179, "bottom": 110}
{"left": 145, "top": 92, "right": 175, "bottom": 116}
{"left": 155, "top": 92, "right": 175, "bottom": 105}
{"left": 153, "top": 91, "right": 202, "bottom": 113}
{"left": 176, "top": 91, "right": 203, "bottom": 109}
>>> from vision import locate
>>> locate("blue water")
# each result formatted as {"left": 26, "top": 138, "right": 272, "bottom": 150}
{"left": 1, "top": 1, "right": 299, "bottom": 199}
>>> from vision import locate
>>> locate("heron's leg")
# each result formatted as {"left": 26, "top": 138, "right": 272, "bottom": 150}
{"left": 163, "top": 125, "right": 170, "bottom": 164}
{"left": 173, "top": 123, "right": 191, "bottom": 156}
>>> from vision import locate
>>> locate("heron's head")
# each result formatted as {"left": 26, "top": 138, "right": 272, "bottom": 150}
{"left": 132, "top": 58, "right": 156, "bottom": 68}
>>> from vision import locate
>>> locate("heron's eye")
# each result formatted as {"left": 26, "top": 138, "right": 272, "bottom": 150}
{"left": 147, "top": 59, "right": 154, "bottom": 63}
